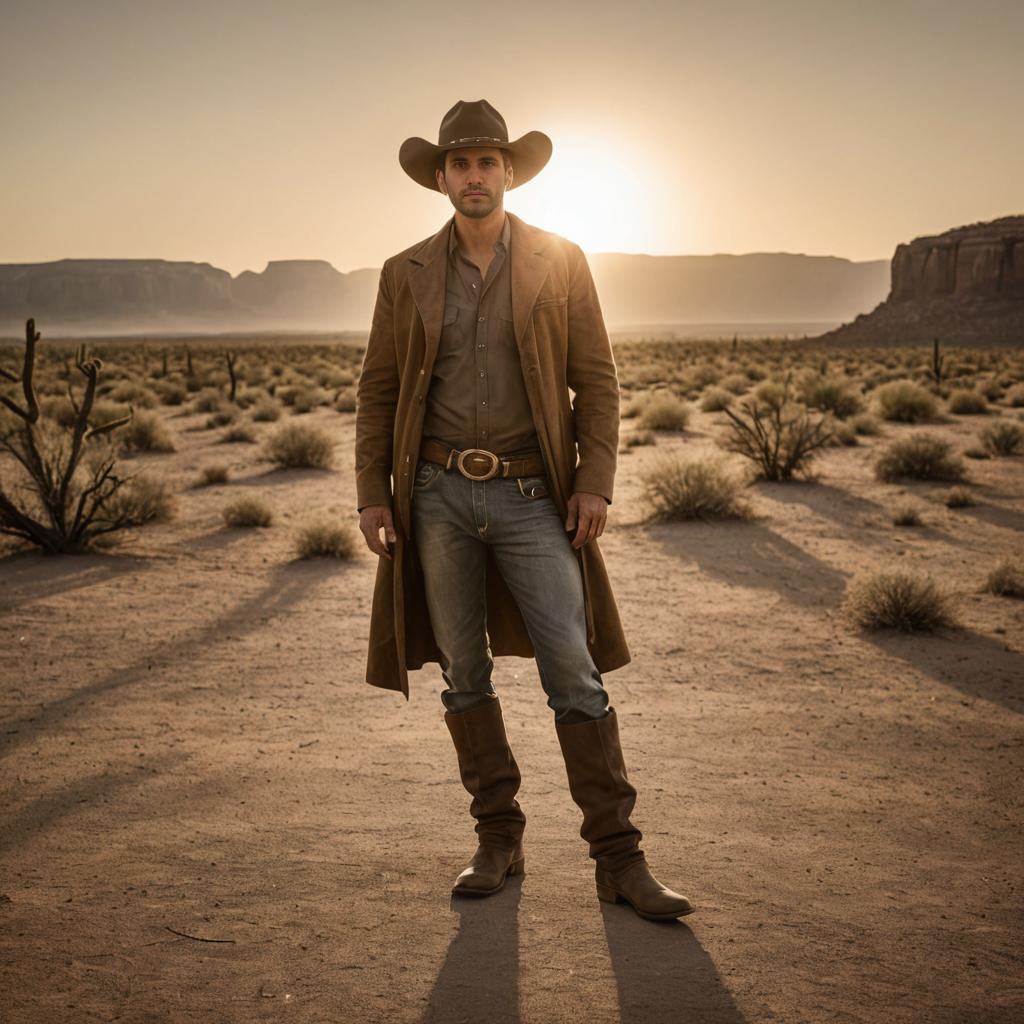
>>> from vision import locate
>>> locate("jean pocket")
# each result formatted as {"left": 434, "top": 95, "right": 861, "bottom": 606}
{"left": 516, "top": 475, "right": 550, "bottom": 499}
{"left": 413, "top": 460, "right": 444, "bottom": 491}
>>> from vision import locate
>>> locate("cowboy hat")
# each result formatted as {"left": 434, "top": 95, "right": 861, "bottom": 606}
{"left": 399, "top": 99, "right": 553, "bottom": 192}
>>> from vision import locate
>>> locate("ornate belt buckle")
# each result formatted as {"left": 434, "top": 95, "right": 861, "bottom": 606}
{"left": 456, "top": 448, "right": 500, "bottom": 481}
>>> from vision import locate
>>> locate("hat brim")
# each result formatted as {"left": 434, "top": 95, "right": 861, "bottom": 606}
{"left": 399, "top": 131, "right": 553, "bottom": 192}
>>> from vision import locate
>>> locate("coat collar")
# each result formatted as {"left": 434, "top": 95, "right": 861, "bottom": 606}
{"left": 406, "top": 210, "right": 553, "bottom": 366}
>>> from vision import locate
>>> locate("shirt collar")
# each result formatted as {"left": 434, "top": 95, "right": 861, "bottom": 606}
{"left": 449, "top": 213, "right": 510, "bottom": 259}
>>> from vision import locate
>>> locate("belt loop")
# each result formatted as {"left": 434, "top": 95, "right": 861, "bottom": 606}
{"left": 445, "top": 446, "right": 457, "bottom": 471}
{"left": 500, "top": 459, "right": 511, "bottom": 477}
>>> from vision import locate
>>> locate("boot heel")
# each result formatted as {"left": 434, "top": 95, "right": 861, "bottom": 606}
{"left": 596, "top": 882, "right": 620, "bottom": 904}
{"left": 507, "top": 856, "right": 525, "bottom": 877}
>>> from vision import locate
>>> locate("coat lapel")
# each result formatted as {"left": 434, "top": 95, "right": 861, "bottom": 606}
{"left": 407, "top": 216, "right": 453, "bottom": 369}
{"left": 406, "top": 210, "right": 553, "bottom": 369}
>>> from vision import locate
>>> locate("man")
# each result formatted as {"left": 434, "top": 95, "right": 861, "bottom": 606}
{"left": 354, "top": 99, "right": 694, "bottom": 922}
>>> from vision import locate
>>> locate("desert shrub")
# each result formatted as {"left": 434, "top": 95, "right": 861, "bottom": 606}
{"left": 192, "top": 388, "right": 224, "bottom": 413}
{"left": 799, "top": 375, "right": 863, "bottom": 419}
{"left": 1005, "top": 384, "right": 1024, "bottom": 408}
{"left": 827, "top": 419, "right": 858, "bottom": 446}
{"left": 753, "top": 380, "right": 787, "bottom": 406}
{"left": 625, "top": 429, "right": 655, "bottom": 447}
{"left": 295, "top": 518, "right": 358, "bottom": 559}
{"left": 700, "top": 386, "right": 734, "bottom": 412}
{"left": 106, "top": 380, "right": 158, "bottom": 408}
{"left": 842, "top": 571, "right": 957, "bottom": 631}
{"left": 639, "top": 394, "right": 691, "bottom": 432}
{"left": 947, "top": 389, "right": 988, "bottom": 415}
{"left": 154, "top": 380, "right": 187, "bottom": 406}
{"left": 221, "top": 422, "right": 256, "bottom": 443}
{"left": 981, "top": 381, "right": 1004, "bottom": 402}
{"left": 963, "top": 445, "right": 990, "bottom": 460}
{"left": 196, "top": 464, "right": 229, "bottom": 486}
{"left": 873, "top": 434, "right": 966, "bottom": 482}
{"left": 720, "top": 379, "right": 833, "bottom": 481}
{"left": 639, "top": 454, "right": 751, "bottom": 522}
{"left": 100, "top": 472, "right": 178, "bottom": 525}
{"left": 91, "top": 399, "right": 132, "bottom": 427}
{"left": 335, "top": 388, "right": 357, "bottom": 413}
{"left": 718, "top": 373, "right": 751, "bottom": 395}
{"left": 292, "top": 387, "right": 328, "bottom": 414}
{"left": 849, "top": 413, "right": 882, "bottom": 436}
{"left": 621, "top": 394, "right": 648, "bottom": 419}
{"left": 206, "top": 408, "right": 238, "bottom": 428}
{"left": 874, "top": 380, "right": 938, "bottom": 423}
{"left": 984, "top": 559, "right": 1024, "bottom": 597}
{"left": 943, "top": 486, "right": 974, "bottom": 508}
{"left": 265, "top": 422, "right": 335, "bottom": 469}
{"left": 892, "top": 502, "right": 922, "bottom": 527}
{"left": 223, "top": 495, "right": 273, "bottom": 528}
{"left": 39, "top": 395, "right": 78, "bottom": 428}
{"left": 979, "top": 419, "right": 1024, "bottom": 457}
{"left": 251, "top": 397, "right": 282, "bottom": 422}
{"left": 120, "top": 409, "right": 175, "bottom": 453}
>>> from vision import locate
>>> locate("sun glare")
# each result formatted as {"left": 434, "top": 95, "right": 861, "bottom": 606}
{"left": 505, "top": 131, "right": 667, "bottom": 255}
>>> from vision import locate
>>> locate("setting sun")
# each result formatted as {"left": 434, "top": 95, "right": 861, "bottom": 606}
{"left": 506, "top": 128, "right": 677, "bottom": 255}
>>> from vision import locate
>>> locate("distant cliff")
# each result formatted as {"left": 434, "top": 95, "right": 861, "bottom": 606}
{"left": 817, "top": 215, "right": 1024, "bottom": 345}
{"left": 0, "top": 250, "right": 889, "bottom": 336}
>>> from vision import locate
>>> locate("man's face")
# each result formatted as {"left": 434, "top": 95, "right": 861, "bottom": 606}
{"left": 435, "top": 147, "right": 514, "bottom": 219}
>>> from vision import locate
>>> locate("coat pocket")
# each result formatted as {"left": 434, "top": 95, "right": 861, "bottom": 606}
{"left": 516, "top": 475, "right": 550, "bottom": 499}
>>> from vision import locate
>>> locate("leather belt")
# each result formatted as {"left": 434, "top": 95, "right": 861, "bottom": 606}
{"left": 419, "top": 437, "right": 546, "bottom": 482}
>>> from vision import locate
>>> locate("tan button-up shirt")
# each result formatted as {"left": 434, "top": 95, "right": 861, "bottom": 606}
{"left": 420, "top": 214, "right": 541, "bottom": 456}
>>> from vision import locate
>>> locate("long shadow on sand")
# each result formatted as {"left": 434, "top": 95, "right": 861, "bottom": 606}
{"left": 0, "top": 549, "right": 152, "bottom": 614}
{"left": 645, "top": 518, "right": 850, "bottom": 607}
{"left": 861, "top": 627, "right": 1024, "bottom": 714}
{"left": 421, "top": 885, "right": 746, "bottom": 1024}
{"left": 0, "top": 557, "right": 353, "bottom": 758}
{"left": 423, "top": 882, "right": 523, "bottom": 1024}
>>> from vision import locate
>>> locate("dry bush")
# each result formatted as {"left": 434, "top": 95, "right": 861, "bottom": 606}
{"left": 624, "top": 429, "right": 655, "bottom": 448}
{"left": 223, "top": 495, "right": 273, "bottom": 528}
{"left": 943, "top": 485, "right": 974, "bottom": 508}
{"left": 718, "top": 373, "right": 751, "bottom": 395}
{"left": 251, "top": 396, "right": 282, "bottom": 422}
{"left": 639, "top": 394, "right": 691, "bottom": 431}
{"left": 842, "top": 571, "right": 957, "bottom": 631}
{"left": 984, "top": 559, "right": 1024, "bottom": 597}
{"left": 265, "top": 422, "right": 335, "bottom": 469}
{"left": 849, "top": 413, "right": 882, "bottom": 436}
{"left": 100, "top": 472, "right": 178, "bottom": 525}
{"left": 979, "top": 419, "right": 1024, "bottom": 457}
{"left": 205, "top": 408, "right": 238, "bottom": 428}
{"left": 874, "top": 434, "right": 966, "bottom": 483}
{"left": 153, "top": 380, "right": 187, "bottom": 406}
{"left": 295, "top": 519, "right": 358, "bottom": 559}
{"left": 798, "top": 375, "right": 863, "bottom": 419}
{"left": 719, "top": 378, "right": 833, "bottom": 481}
{"left": 874, "top": 380, "right": 938, "bottom": 423}
{"left": 105, "top": 380, "right": 158, "bottom": 408}
{"left": 826, "top": 418, "right": 858, "bottom": 446}
{"left": 334, "top": 388, "right": 357, "bottom": 413}
{"left": 119, "top": 409, "right": 175, "bottom": 453}
{"left": 621, "top": 393, "right": 648, "bottom": 419}
{"left": 191, "top": 388, "right": 224, "bottom": 413}
{"left": 891, "top": 502, "right": 923, "bottom": 527}
{"left": 700, "top": 386, "right": 734, "bottom": 412}
{"left": 1005, "top": 384, "right": 1024, "bottom": 408}
{"left": 221, "top": 422, "right": 256, "bottom": 443}
{"left": 292, "top": 387, "right": 329, "bottom": 414}
{"left": 196, "top": 464, "right": 229, "bottom": 487}
{"left": 947, "top": 389, "right": 988, "bottom": 415}
{"left": 639, "top": 453, "right": 751, "bottom": 522}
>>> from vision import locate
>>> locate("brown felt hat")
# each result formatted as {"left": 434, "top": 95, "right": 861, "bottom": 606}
{"left": 399, "top": 99, "right": 553, "bottom": 192}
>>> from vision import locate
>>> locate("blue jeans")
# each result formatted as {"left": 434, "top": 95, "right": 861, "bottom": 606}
{"left": 410, "top": 458, "right": 610, "bottom": 723}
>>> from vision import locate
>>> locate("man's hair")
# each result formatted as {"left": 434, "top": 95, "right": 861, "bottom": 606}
{"left": 438, "top": 149, "right": 512, "bottom": 175}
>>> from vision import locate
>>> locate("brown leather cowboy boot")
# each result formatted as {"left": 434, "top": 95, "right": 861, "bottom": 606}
{"left": 444, "top": 694, "right": 527, "bottom": 897}
{"left": 555, "top": 705, "right": 695, "bottom": 921}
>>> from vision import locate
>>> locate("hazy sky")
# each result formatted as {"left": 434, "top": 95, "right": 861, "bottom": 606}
{"left": 2, "top": 0, "right": 1021, "bottom": 275}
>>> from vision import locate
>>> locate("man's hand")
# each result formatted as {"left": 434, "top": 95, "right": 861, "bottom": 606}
{"left": 359, "top": 504, "right": 397, "bottom": 560}
{"left": 564, "top": 491, "right": 608, "bottom": 549}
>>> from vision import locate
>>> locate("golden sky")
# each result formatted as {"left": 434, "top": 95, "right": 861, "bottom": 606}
{"left": 2, "top": 0, "right": 1021, "bottom": 274}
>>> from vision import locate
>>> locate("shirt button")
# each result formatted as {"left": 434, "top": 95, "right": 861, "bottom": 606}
{"left": 478, "top": 316, "right": 485, "bottom": 322}
{"left": 479, "top": 371, "right": 485, "bottom": 378}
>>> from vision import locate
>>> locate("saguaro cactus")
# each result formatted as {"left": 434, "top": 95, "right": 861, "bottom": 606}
{"left": 0, "top": 318, "right": 141, "bottom": 552}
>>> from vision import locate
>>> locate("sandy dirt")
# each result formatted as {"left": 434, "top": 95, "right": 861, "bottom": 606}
{"left": 1, "top": 388, "right": 1022, "bottom": 1024}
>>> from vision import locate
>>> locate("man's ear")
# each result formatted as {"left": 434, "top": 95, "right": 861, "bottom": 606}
{"left": 436, "top": 167, "right": 447, "bottom": 194}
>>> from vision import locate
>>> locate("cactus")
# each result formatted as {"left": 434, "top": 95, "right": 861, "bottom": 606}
{"left": 0, "top": 318, "right": 143, "bottom": 552}
{"left": 226, "top": 350, "right": 238, "bottom": 403}
{"left": 930, "top": 337, "right": 944, "bottom": 385}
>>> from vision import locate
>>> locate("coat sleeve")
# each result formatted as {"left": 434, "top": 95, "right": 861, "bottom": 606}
{"left": 354, "top": 261, "right": 400, "bottom": 512}
{"left": 565, "top": 243, "right": 620, "bottom": 505}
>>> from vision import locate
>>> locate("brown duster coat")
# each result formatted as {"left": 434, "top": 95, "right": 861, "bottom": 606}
{"left": 354, "top": 210, "right": 631, "bottom": 699}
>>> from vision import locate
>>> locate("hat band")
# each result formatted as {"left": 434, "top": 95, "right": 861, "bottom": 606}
{"left": 443, "top": 135, "right": 506, "bottom": 145}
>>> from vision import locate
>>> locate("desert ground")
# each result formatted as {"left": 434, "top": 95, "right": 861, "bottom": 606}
{"left": 1, "top": 335, "right": 1022, "bottom": 1024}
